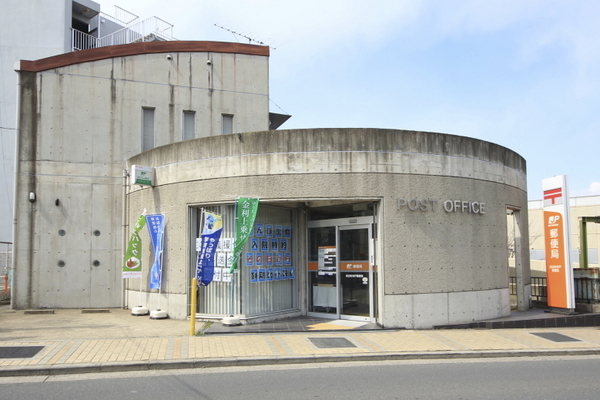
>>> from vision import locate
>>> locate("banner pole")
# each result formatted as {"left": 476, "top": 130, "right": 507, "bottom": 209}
{"left": 229, "top": 269, "right": 235, "bottom": 316}
{"left": 229, "top": 200, "right": 238, "bottom": 317}
{"left": 189, "top": 278, "right": 197, "bottom": 335}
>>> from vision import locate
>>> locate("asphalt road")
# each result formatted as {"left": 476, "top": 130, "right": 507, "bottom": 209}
{"left": 2, "top": 356, "right": 600, "bottom": 399}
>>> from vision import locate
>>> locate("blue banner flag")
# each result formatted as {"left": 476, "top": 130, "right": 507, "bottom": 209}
{"left": 146, "top": 214, "right": 165, "bottom": 290}
{"left": 196, "top": 211, "right": 223, "bottom": 286}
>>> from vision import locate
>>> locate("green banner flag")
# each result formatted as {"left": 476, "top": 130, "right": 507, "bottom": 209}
{"left": 229, "top": 198, "right": 259, "bottom": 272}
{"left": 122, "top": 215, "right": 146, "bottom": 278}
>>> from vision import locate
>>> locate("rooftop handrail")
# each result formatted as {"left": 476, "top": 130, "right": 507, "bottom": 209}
{"left": 97, "top": 16, "right": 174, "bottom": 47}
{"left": 100, "top": 6, "right": 139, "bottom": 25}
{"left": 72, "top": 16, "right": 175, "bottom": 51}
{"left": 113, "top": 5, "right": 139, "bottom": 25}
{"left": 71, "top": 28, "right": 98, "bottom": 51}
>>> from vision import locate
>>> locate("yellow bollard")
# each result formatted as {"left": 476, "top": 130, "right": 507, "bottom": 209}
{"left": 189, "top": 278, "right": 197, "bottom": 336}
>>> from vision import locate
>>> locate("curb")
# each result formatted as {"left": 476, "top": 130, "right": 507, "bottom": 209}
{"left": 3, "top": 348, "right": 600, "bottom": 377}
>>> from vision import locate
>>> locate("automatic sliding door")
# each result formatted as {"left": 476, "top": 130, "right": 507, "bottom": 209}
{"left": 307, "top": 218, "right": 374, "bottom": 321}
{"left": 339, "top": 226, "right": 371, "bottom": 319}
{"left": 308, "top": 227, "right": 337, "bottom": 315}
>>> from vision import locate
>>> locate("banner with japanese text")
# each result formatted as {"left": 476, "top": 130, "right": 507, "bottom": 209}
{"left": 146, "top": 214, "right": 165, "bottom": 290}
{"left": 196, "top": 211, "right": 223, "bottom": 286}
{"left": 542, "top": 175, "right": 574, "bottom": 309}
{"left": 122, "top": 215, "right": 146, "bottom": 278}
{"left": 229, "top": 198, "right": 259, "bottom": 272}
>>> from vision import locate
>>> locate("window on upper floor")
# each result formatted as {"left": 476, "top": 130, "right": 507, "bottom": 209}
{"left": 222, "top": 114, "right": 233, "bottom": 135}
{"left": 183, "top": 111, "right": 196, "bottom": 141}
{"left": 142, "top": 107, "right": 155, "bottom": 151}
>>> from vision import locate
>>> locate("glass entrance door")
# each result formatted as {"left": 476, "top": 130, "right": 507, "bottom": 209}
{"left": 339, "top": 226, "right": 371, "bottom": 319}
{"left": 307, "top": 218, "right": 373, "bottom": 322}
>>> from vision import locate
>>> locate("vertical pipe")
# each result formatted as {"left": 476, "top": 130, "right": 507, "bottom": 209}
{"left": 121, "top": 167, "right": 129, "bottom": 309}
{"left": 189, "top": 277, "right": 197, "bottom": 335}
{"left": 580, "top": 218, "right": 588, "bottom": 269}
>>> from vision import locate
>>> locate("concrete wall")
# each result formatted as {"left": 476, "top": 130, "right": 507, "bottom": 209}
{"left": 12, "top": 42, "right": 270, "bottom": 309}
{"left": 0, "top": 0, "right": 75, "bottom": 243}
{"left": 125, "top": 128, "right": 529, "bottom": 328}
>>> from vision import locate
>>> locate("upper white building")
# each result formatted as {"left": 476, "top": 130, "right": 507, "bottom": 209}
{"left": 0, "top": 0, "right": 175, "bottom": 243}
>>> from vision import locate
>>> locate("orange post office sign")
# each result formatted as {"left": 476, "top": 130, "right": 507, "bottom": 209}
{"left": 542, "top": 176, "right": 574, "bottom": 310}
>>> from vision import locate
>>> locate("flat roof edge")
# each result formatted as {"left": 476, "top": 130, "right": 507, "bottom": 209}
{"left": 17, "top": 41, "right": 269, "bottom": 72}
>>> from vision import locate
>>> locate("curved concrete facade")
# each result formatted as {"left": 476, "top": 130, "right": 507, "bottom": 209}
{"left": 126, "top": 128, "right": 530, "bottom": 329}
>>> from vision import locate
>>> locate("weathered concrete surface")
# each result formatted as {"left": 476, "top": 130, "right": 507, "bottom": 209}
{"left": 12, "top": 43, "right": 270, "bottom": 310}
{"left": 126, "top": 128, "right": 529, "bottom": 328}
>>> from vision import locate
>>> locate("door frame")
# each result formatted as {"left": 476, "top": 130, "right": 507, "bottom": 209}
{"left": 306, "top": 216, "right": 374, "bottom": 322}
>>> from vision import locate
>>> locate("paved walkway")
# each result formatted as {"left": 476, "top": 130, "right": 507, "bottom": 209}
{"left": 2, "top": 308, "right": 600, "bottom": 377}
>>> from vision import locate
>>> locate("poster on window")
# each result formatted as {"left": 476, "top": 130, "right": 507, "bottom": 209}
{"left": 253, "top": 252, "right": 262, "bottom": 266}
{"left": 213, "top": 267, "right": 222, "bottom": 282}
{"left": 255, "top": 223, "right": 264, "bottom": 237}
{"left": 222, "top": 268, "right": 232, "bottom": 283}
{"left": 217, "top": 252, "right": 226, "bottom": 267}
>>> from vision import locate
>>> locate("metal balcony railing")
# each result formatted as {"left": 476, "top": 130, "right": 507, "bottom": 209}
{"left": 100, "top": 6, "right": 139, "bottom": 25}
{"left": 510, "top": 276, "right": 600, "bottom": 304}
{"left": 71, "top": 15, "right": 174, "bottom": 51}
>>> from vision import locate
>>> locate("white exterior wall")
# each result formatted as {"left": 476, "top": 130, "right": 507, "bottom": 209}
{"left": 12, "top": 42, "right": 270, "bottom": 309}
{"left": 0, "top": 0, "right": 83, "bottom": 243}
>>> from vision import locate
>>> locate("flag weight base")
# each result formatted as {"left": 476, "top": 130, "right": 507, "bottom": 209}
{"left": 222, "top": 316, "right": 241, "bottom": 326}
{"left": 131, "top": 306, "right": 149, "bottom": 316}
{"left": 150, "top": 309, "right": 168, "bottom": 319}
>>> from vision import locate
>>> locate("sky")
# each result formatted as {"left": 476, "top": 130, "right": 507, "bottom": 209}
{"left": 96, "top": 0, "right": 600, "bottom": 200}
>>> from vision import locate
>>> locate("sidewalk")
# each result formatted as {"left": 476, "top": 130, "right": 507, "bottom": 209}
{"left": 2, "top": 307, "right": 600, "bottom": 377}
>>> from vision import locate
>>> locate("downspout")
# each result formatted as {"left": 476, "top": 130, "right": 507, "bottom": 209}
{"left": 580, "top": 217, "right": 588, "bottom": 269}
{"left": 121, "top": 165, "right": 129, "bottom": 309}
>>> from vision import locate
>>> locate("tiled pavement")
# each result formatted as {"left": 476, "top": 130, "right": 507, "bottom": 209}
{"left": 2, "top": 308, "right": 600, "bottom": 377}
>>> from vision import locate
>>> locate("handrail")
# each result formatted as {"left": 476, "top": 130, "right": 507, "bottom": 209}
{"left": 72, "top": 16, "right": 175, "bottom": 51}
{"left": 72, "top": 29, "right": 98, "bottom": 51}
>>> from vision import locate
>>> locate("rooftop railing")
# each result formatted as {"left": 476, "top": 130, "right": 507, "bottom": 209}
{"left": 71, "top": 15, "right": 174, "bottom": 51}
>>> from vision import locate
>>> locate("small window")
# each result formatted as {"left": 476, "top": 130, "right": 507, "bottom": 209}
{"left": 222, "top": 114, "right": 233, "bottom": 135}
{"left": 142, "top": 107, "right": 155, "bottom": 151}
{"left": 183, "top": 111, "right": 195, "bottom": 141}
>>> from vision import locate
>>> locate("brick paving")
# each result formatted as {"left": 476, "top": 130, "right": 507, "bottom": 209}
{"left": 2, "top": 308, "right": 600, "bottom": 376}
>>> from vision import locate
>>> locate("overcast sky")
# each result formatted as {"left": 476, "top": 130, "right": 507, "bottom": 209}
{"left": 97, "top": 0, "right": 600, "bottom": 200}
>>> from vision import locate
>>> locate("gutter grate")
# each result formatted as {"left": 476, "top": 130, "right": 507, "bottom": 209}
{"left": 309, "top": 337, "right": 356, "bottom": 349}
{"left": 0, "top": 346, "right": 45, "bottom": 359}
{"left": 530, "top": 332, "right": 581, "bottom": 342}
